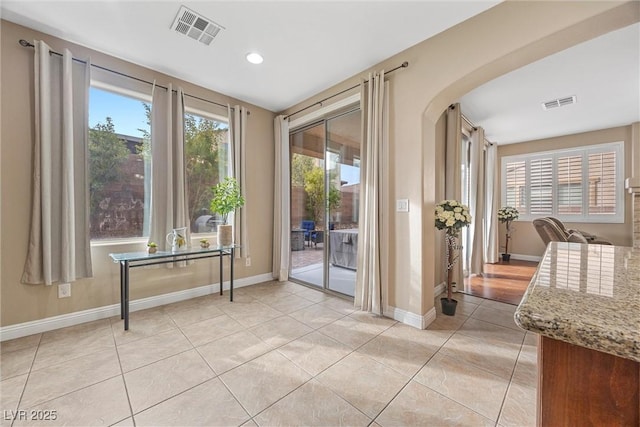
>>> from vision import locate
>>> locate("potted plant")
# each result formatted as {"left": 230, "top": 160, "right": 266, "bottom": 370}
{"left": 497, "top": 206, "right": 519, "bottom": 262}
{"left": 435, "top": 200, "right": 472, "bottom": 316}
{"left": 200, "top": 238, "right": 210, "bottom": 249}
{"left": 210, "top": 177, "right": 245, "bottom": 246}
{"left": 147, "top": 241, "right": 157, "bottom": 254}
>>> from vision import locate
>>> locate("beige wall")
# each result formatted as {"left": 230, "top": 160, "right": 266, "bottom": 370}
{"left": 497, "top": 125, "right": 635, "bottom": 257}
{"left": 280, "top": 1, "right": 639, "bottom": 319}
{"left": 0, "top": 20, "right": 275, "bottom": 327}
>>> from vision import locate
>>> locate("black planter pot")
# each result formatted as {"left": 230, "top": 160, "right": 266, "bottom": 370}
{"left": 440, "top": 298, "right": 458, "bottom": 316}
{"left": 502, "top": 253, "right": 511, "bottom": 262}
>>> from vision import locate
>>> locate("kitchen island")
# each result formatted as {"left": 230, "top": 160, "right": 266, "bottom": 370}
{"left": 514, "top": 242, "right": 639, "bottom": 426}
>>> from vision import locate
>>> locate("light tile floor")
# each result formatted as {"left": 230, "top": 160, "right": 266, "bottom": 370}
{"left": 0, "top": 282, "right": 537, "bottom": 427}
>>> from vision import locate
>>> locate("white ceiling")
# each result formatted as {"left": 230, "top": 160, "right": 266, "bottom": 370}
{"left": 2, "top": 2, "right": 637, "bottom": 145}
{"left": 1, "top": 0, "right": 499, "bottom": 112}
{"left": 459, "top": 22, "right": 640, "bottom": 145}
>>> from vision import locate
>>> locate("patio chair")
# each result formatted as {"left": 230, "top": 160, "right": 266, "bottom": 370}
{"left": 300, "top": 220, "right": 317, "bottom": 247}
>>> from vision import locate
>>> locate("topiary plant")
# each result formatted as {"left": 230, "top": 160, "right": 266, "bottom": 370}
{"left": 210, "top": 177, "right": 245, "bottom": 225}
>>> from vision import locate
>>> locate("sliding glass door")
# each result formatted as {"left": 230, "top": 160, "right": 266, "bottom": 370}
{"left": 289, "top": 108, "right": 361, "bottom": 297}
{"left": 290, "top": 123, "right": 325, "bottom": 288}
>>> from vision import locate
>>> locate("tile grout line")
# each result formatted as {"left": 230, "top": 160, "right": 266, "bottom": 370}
{"left": 214, "top": 305, "right": 396, "bottom": 424}
{"left": 110, "top": 316, "right": 137, "bottom": 426}
{"left": 9, "top": 332, "right": 43, "bottom": 427}
{"left": 369, "top": 316, "right": 466, "bottom": 425}
{"left": 494, "top": 331, "right": 529, "bottom": 426}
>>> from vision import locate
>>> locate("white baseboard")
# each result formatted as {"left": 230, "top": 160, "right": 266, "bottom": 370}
{"left": 384, "top": 305, "right": 436, "bottom": 330}
{"left": 434, "top": 281, "right": 446, "bottom": 297}
{"left": 0, "top": 273, "right": 273, "bottom": 342}
{"left": 510, "top": 253, "right": 542, "bottom": 262}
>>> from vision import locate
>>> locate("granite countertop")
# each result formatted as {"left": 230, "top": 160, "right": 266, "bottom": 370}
{"left": 514, "top": 242, "right": 640, "bottom": 362}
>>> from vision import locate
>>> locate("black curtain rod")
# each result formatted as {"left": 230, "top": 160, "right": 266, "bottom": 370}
{"left": 19, "top": 39, "right": 247, "bottom": 115}
{"left": 451, "top": 104, "right": 494, "bottom": 146}
{"left": 284, "top": 61, "right": 409, "bottom": 120}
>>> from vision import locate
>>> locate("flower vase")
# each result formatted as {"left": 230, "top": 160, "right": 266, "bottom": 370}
{"left": 217, "top": 224, "right": 233, "bottom": 246}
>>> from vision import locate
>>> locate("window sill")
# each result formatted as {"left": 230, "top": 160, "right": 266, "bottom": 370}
{"left": 91, "top": 238, "right": 148, "bottom": 248}
{"left": 91, "top": 234, "right": 219, "bottom": 249}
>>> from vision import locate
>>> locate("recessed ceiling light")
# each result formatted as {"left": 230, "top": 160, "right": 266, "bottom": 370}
{"left": 246, "top": 52, "right": 263, "bottom": 64}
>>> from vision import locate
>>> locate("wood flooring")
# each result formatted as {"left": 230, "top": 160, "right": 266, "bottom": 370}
{"left": 462, "top": 259, "right": 538, "bottom": 305}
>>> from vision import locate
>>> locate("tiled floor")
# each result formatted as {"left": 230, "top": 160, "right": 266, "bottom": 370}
{"left": 0, "top": 282, "right": 537, "bottom": 427}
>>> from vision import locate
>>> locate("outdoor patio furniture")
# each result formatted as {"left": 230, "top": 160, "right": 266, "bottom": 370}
{"left": 301, "top": 220, "right": 317, "bottom": 247}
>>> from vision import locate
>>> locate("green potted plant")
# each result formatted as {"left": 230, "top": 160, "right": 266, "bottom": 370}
{"left": 497, "top": 206, "right": 519, "bottom": 262}
{"left": 435, "top": 200, "right": 472, "bottom": 316}
{"left": 210, "top": 177, "right": 245, "bottom": 246}
{"left": 147, "top": 241, "right": 158, "bottom": 254}
{"left": 199, "top": 238, "right": 210, "bottom": 249}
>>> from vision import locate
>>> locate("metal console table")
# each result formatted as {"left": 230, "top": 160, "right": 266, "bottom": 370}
{"left": 109, "top": 245, "right": 236, "bottom": 330}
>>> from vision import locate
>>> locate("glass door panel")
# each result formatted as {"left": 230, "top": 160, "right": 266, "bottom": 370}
{"left": 326, "top": 110, "right": 361, "bottom": 296}
{"left": 289, "top": 123, "right": 325, "bottom": 289}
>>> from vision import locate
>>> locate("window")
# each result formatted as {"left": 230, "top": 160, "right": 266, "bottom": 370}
{"left": 184, "top": 110, "right": 229, "bottom": 234}
{"left": 501, "top": 142, "right": 624, "bottom": 223}
{"left": 504, "top": 160, "right": 526, "bottom": 214}
{"left": 88, "top": 87, "right": 151, "bottom": 240}
{"left": 89, "top": 87, "right": 230, "bottom": 240}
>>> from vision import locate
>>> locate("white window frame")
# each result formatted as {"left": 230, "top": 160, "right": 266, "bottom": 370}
{"left": 88, "top": 82, "right": 232, "bottom": 245}
{"left": 501, "top": 141, "right": 624, "bottom": 223}
{"left": 88, "top": 81, "right": 152, "bottom": 245}
{"left": 182, "top": 105, "right": 230, "bottom": 238}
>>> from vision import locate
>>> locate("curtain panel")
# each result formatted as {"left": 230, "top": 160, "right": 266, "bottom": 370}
{"left": 468, "top": 127, "right": 486, "bottom": 275}
{"left": 148, "top": 84, "right": 190, "bottom": 252}
{"left": 355, "top": 71, "right": 388, "bottom": 314}
{"left": 445, "top": 104, "right": 463, "bottom": 286}
{"left": 272, "top": 116, "right": 290, "bottom": 281}
{"left": 484, "top": 143, "right": 500, "bottom": 264}
{"left": 22, "top": 41, "right": 93, "bottom": 285}
{"left": 228, "top": 105, "right": 249, "bottom": 259}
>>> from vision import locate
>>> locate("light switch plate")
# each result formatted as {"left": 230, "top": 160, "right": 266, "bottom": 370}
{"left": 396, "top": 199, "right": 409, "bottom": 212}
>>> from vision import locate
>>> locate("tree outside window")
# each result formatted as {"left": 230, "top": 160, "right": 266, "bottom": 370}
{"left": 88, "top": 86, "right": 229, "bottom": 239}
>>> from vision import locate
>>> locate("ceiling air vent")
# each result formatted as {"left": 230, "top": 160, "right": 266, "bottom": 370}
{"left": 171, "top": 6, "right": 224, "bottom": 46}
{"left": 541, "top": 95, "right": 577, "bottom": 111}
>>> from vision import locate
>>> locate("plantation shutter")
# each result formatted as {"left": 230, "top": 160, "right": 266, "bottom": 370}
{"left": 529, "top": 158, "right": 553, "bottom": 215}
{"left": 504, "top": 160, "right": 526, "bottom": 214}
{"left": 501, "top": 142, "right": 623, "bottom": 222}
{"left": 588, "top": 151, "right": 617, "bottom": 215}
{"left": 557, "top": 155, "right": 582, "bottom": 215}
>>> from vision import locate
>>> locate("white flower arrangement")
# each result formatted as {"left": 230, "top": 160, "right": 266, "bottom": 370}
{"left": 498, "top": 206, "right": 519, "bottom": 258}
{"left": 497, "top": 206, "right": 519, "bottom": 222}
{"left": 435, "top": 200, "right": 472, "bottom": 235}
{"left": 435, "top": 200, "right": 471, "bottom": 303}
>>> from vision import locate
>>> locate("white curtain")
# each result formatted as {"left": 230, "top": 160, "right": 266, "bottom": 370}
{"left": 355, "top": 71, "right": 388, "bottom": 314}
{"left": 273, "top": 116, "right": 290, "bottom": 281}
{"left": 148, "top": 84, "right": 189, "bottom": 251}
{"left": 445, "top": 104, "right": 463, "bottom": 286}
{"left": 229, "top": 105, "right": 249, "bottom": 259}
{"left": 468, "top": 127, "right": 486, "bottom": 275}
{"left": 22, "top": 41, "right": 92, "bottom": 285}
{"left": 484, "top": 143, "right": 499, "bottom": 264}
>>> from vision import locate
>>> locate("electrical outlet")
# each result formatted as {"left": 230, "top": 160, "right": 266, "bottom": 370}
{"left": 245, "top": 257, "right": 251, "bottom": 267}
{"left": 58, "top": 283, "right": 71, "bottom": 298}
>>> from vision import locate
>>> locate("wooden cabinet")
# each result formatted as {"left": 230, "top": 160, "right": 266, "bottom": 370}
{"left": 538, "top": 336, "right": 639, "bottom": 426}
